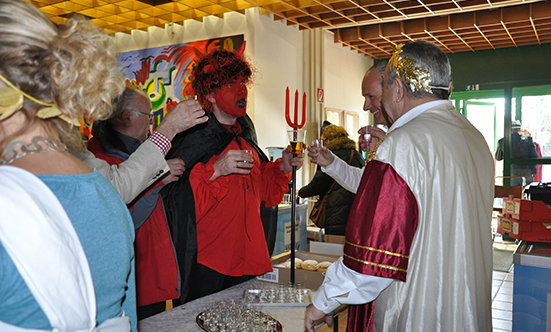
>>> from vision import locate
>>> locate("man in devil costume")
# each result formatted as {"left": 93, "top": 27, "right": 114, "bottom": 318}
{"left": 162, "top": 46, "right": 303, "bottom": 303}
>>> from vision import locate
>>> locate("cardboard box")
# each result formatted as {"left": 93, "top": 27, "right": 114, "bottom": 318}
{"left": 324, "top": 234, "right": 345, "bottom": 244}
{"left": 257, "top": 251, "right": 340, "bottom": 290}
{"left": 498, "top": 215, "right": 551, "bottom": 243}
{"left": 306, "top": 230, "right": 346, "bottom": 244}
{"left": 309, "top": 241, "right": 344, "bottom": 256}
{"left": 503, "top": 197, "right": 551, "bottom": 222}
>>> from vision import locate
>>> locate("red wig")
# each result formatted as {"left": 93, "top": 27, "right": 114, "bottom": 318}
{"left": 190, "top": 49, "right": 254, "bottom": 113}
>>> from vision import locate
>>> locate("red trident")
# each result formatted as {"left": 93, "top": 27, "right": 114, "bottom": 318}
{"left": 285, "top": 87, "right": 306, "bottom": 130}
{"left": 283, "top": 87, "right": 306, "bottom": 286}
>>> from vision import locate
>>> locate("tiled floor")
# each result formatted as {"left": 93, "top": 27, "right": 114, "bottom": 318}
{"left": 316, "top": 241, "right": 516, "bottom": 332}
{"left": 492, "top": 266, "right": 514, "bottom": 332}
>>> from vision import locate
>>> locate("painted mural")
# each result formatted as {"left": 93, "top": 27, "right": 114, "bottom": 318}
{"left": 80, "top": 34, "right": 244, "bottom": 138}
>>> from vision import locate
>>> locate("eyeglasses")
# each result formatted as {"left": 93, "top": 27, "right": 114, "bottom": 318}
{"left": 131, "top": 110, "right": 154, "bottom": 121}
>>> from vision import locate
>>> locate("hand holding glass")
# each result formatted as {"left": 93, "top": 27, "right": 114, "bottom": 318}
{"left": 287, "top": 129, "right": 306, "bottom": 155}
{"left": 238, "top": 150, "right": 254, "bottom": 169}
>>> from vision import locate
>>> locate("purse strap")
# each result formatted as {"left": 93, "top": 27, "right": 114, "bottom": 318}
{"left": 326, "top": 150, "right": 355, "bottom": 194}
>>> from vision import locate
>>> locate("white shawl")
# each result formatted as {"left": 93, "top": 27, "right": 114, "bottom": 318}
{"left": 0, "top": 166, "right": 129, "bottom": 332}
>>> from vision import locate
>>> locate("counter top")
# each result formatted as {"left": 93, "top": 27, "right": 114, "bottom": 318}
{"left": 513, "top": 240, "right": 551, "bottom": 268}
{"left": 138, "top": 279, "right": 311, "bottom": 332}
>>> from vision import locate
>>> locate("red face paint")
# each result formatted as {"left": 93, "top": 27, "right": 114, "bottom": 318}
{"left": 214, "top": 79, "right": 248, "bottom": 117}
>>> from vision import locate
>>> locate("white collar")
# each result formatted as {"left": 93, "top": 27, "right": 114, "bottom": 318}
{"left": 388, "top": 99, "right": 453, "bottom": 132}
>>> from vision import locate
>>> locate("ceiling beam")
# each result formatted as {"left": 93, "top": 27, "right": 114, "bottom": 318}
{"left": 331, "top": 1, "right": 551, "bottom": 58}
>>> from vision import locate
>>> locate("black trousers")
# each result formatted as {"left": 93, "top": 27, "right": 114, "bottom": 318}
{"left": 138, "top": 298, "right": 181, "bottom": 320}
{"left": 185, "top": 263, "right": 254, "bottom": 303}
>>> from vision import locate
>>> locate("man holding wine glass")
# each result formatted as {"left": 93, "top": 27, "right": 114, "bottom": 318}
{"left": 308, "top": 62, "right": 390, "bottom": 194}
{"left": 162, "top": 47, "right": 304, "bottom": 303}
{"left": 305, "top": 40, "right": 493, "bottom": 332}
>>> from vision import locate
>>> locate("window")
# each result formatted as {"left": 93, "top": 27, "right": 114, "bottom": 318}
{"left": 325, "top": 108, "right": 342, "bottom": 126}
{"left": 325, "top": 108, "right": 360, "bottom": 142}
{"left": 452, "top": 86, "right": 551, "bottom": 185}
{"left": 343, "top": 111, "right": 359, "bottom": 142}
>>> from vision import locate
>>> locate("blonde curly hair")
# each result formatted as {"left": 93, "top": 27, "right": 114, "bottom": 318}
{"left": 0, "top": 0, "right": 124, "bottom": 153}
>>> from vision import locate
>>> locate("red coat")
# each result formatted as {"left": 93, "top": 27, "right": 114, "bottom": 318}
{"left": 88, "top": 136, "right": 179, "bottom": 307}
{"left": 190, "top": 138, "right": 289, "bottom": 277}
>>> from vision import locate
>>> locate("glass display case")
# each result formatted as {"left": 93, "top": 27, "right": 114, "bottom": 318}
{"left": 513, "top": 241, "right": 551, "bottom": 331}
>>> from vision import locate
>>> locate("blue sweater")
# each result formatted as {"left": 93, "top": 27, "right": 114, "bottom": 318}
{"left": 0, "top": 171, "right": 137, "bottom": 331}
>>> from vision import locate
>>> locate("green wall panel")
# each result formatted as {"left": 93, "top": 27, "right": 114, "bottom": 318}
{"left": 448, "top": 43, "right": 551, "bottom": 91}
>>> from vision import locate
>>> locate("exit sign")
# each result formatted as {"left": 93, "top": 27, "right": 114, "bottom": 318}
{"left": 317, "top": 88, "right": 324, "bottom": 103}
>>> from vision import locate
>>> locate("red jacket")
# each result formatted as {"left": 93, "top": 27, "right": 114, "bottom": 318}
{"left": 88, "top": 136, "right": 179, "bottom": 307}
{"left": 190, "top": 138, "right": 289, "bottom": 277}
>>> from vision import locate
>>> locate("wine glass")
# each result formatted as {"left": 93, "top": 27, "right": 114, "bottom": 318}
{"left": 287, "top": 129, "right": 306, "bottom": 155}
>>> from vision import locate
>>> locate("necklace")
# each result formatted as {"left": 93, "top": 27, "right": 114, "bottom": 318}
{"left": 1, "top": 136, "right": 67, "bottom": 165}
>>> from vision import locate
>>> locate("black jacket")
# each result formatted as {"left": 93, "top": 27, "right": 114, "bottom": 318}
{"left": 160, "top": 114, "right": 274, "bottom": 302}
{"left": 298, "top": 137, "right": 365, "bottom": 235}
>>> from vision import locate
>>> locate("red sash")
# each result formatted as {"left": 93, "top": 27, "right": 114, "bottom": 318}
{"left": 346, "top": 303, "right": 374, "bottom": 332}
{"left": 343, "top": 160, "right": 418, "bottom": 282}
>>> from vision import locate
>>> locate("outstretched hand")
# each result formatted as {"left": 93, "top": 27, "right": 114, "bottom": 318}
{"left": 210, "top": 150, "right": 253, "bottom": 180}
{"left": 155, "top": 99, "right": 208, "bottom": 140}
{"left": 358, "top": 125, "right": 387, "bottom": 152}
{"left": 305, "top": 304, "right": 334, "bottom": 332}
{"left": 280, "top": 146, "right": 304, "bottom": 173}
{"left": 307, "top": 144, "right": 334, "bottom": 167}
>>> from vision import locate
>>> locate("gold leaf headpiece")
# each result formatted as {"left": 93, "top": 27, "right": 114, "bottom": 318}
{"left": 388, "top": 44, "right": 432, "bottom": 94}
{"left": 0, "top": 73, "right": 78, "bottom": 125}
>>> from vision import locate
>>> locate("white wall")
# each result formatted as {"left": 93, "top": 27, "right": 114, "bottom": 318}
{"left": 323, "top": 30, "right": 372, "bottom": 132}
{"left": 251, "top": 12, "right": 302, "bottom": 153}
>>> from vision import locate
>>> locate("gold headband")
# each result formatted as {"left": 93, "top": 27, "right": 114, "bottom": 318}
{"left": 0, "top": 73, "right": 78, "bottom": 125}
{"left": 388, "top": 44, "right": 432, "bottom": 94}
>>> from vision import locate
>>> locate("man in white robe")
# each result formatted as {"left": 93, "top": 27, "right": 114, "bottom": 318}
{"left": 305, "top": 40, "right": 494, "bottom": 332}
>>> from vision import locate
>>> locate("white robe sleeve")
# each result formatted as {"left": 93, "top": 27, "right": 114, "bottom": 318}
{"left": 321, "top": 152, "right": 365, "bottom": 193}
{"left": 312, "top": 257, "right": 394, "bottom": 314}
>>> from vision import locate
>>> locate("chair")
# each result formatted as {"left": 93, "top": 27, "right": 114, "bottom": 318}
{"left": 494, "top": 185, "right": 524, "bottom": 201}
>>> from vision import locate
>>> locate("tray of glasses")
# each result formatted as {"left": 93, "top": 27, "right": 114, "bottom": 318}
{"left": 196, "top": 303, "right": 282, "bottom": 332}
{"left": 243, "top": 285, "right": 312, "bottom": 307}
